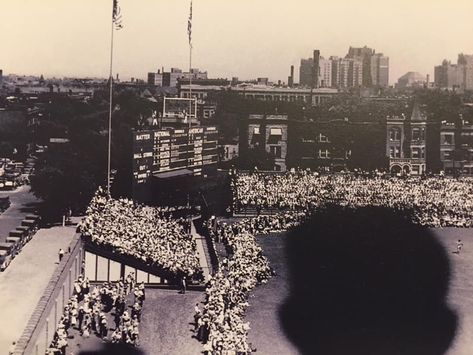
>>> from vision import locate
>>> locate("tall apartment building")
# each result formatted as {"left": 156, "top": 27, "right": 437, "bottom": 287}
{"left": 347, "top": 46, "right": 375, "bottom": 86}
{"left": 299, "top": 50, "right": 322, "bottom": 88}
{"left": 346, "top": 46, "right": 389, "bottom": 87}
{"left": 331, "top": 57, "right": 363, "bottom": 88}
{"left": 299, "top": 58, "right": 314, "bottom": 87}
{"left": 435, "top": 54, "right": 473, "bottom": 90}
{"left": 370, "top": 53, "right": 390, "bottom": 87}
{"left": 300, "top": 46, "right": 388, "bottom": 89}
{"left": 318, "top": 57, "right": 332, "bottom": 88}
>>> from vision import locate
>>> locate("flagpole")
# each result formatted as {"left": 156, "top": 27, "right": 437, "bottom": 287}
{"left": 107, "top": 3, "right": 115, "bottom": 196}
{"left": 188, "top": 0, "right": 193, "bottom": 130}
{"left": 189, "top": 43, "right": 192, "bottom": 129}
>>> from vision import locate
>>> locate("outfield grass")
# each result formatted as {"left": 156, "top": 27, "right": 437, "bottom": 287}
{"left": 246, "top": 228, "right": 473, "bottom": 355}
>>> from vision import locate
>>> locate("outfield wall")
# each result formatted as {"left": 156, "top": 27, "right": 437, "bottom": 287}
{"left": 13, "top": 233, "right": 84, "bottom": 355}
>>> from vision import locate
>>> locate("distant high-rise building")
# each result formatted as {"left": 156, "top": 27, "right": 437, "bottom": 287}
{"left": 458, "top": 54, "right": 473, "bottom": 90}
{"left": 318, "top": 57, "right": 332, "bottom": 88}
{"left": 331, "top": 57, "right": 363, "bottom": 88}
{"left": 370, "top": 53, "right": 389, "bottom": 87}
{"left": 347, "top": 46, "right": 375, "bottom": 86}
{"left": 330, "top": 56, "right": 340, "bottom": 88}
{"left": 299, "top": 58, "right": 314, "bottom": 87}
{"left": 299, "top": 50, "right": 322, "bottom": 88}
{"left": 313, "top": 50, "right": 321, "bottom": 88}
{"left": 434, "top": 54, "right": 473, "bottom": 90}
{"left": 288, "top": 65, "right": 294, "bottom": 87}
{"left": 346, "top": 46, "right": 389, "bottom": 87}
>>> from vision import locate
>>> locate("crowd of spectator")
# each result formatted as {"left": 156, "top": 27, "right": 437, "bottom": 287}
{"left": 79, "top": 188, "right": 202, "bottom": 280}
{"left": 47, "top": 273, "right": 144, "bottom": 354}
{"left": 195, "top": 219, "right": 273, "bottom": 354}
{"left": 234, "top": 171, "right": 473, "bottom": 227}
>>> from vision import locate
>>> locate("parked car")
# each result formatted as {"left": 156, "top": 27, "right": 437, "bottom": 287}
{"left": 0, "top": 250, "right": 12, "bottom": 271}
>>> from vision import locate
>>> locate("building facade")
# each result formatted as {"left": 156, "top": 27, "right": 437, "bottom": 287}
{"left": 147, "top": 71, "right": 163, "bottom": 86}
{"left": 371, "top": 53, "right": 389, "bottom": 87}
{"left": 299, "top": 58, "right": 314, "bottom": 87}
{"left": 244, "top": 114, "right": 288, "bottom": 171}
{"left": 346, "top": 46, "right": 375, "bottom": 86}
{"left": 318, "top": 57, "right": 332, "bottom": 88}
{"left": 178, "top": 84, "right": 339, "bottom": 106}
{"left": 291, "top": 120, "right": 354, "bottom": 171}
{"left": 440, "top": 119, "right": 473, "bottom": 175}
{"left": 435, "top": 54, "right": 473, "bottom": 90}
{"left": 386, "top": 104, "right": 427, "bottom": 175}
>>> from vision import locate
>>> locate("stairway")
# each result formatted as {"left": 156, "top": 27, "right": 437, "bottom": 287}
{"left": 190, "top": 220, "right": 213, "bottom": 279}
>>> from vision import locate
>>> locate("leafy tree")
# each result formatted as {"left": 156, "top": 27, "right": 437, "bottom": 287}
{"left": 235, "top": 146, "right": 275, "bottom": 171}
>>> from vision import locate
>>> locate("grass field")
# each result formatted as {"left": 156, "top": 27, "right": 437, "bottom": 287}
{"left": 66, "top": 226, "right": 473, "bottom": 355}
{"left": 246, "top": 228, "right": 473, "bottom": 355}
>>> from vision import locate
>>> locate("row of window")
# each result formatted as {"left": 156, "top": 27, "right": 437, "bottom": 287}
{"left": 317, "top": 149, "right": 352, "bottom": 159}
{"left": 389, "top": 127, "right": 426, "bottom": 142}
{"left": 389, "top": 147, "right": 426, "bottom": 159}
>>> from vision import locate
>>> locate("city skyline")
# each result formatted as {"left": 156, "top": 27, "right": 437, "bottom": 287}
{"left": 2, "top": 0, "right": 473, "bottom": 84}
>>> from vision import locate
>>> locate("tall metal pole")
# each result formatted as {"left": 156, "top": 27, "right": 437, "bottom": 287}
{"left": 107, "top": 6, "right": 115, "bottom": 196}
{"left": 189, "top": 42, "right": 193, "bottom": 129}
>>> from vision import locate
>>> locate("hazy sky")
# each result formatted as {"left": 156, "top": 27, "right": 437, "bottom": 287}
{"left": 2, "top": 0, "right": 473, "bottom": 84}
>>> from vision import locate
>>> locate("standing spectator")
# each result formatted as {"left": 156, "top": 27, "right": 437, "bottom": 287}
{"left": 58, "top": 249, "right": 64, "bottom": 262}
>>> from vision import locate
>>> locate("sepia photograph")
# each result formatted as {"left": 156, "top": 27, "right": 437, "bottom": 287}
{"left": 1, "top": 0, "right": 473, "bottom": 354}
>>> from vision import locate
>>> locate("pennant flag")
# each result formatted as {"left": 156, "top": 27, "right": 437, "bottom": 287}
{"left": 113, "top": 0, "right": 124, "bottom": 30}
{"left": 188, "top": 0, "right": 193, "bottom": 47}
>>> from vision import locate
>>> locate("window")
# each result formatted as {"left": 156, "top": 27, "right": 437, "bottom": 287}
{"left": 411, "top": 148, "right": 420, "bottom": 159}
{"left": 318, "top": 149, "right": 330, "bottom": 159}
{"left": 412, "top": 128, "right": 421, "bottom": 141}
{"left": 270, "top": 146, "right": 282, "bottom": 158}
{"left": 253, "top": 126, "right": 260, "bottom": 135}
{"left": 395, "top": 147, "right": 401, "bottom": 158}
{"left": 345, "top": 150, "right": 352, "bottom": 159}
{"left": 443, "top": 150, "right": 452, "bottom": 160}
{"left": 270, "top": 128, "right": 283, "bottom": 136}
{"left": 389, "top": 147, "right": 401, "bottom": 158}
{"left": 442, "top": 134, "right": 454, "bottom": 145}
{"left": 389, "top": 128, "right": 401, "bottom": 141}
{"left": 318, "top": 133, "right": 329, "bottom": 143}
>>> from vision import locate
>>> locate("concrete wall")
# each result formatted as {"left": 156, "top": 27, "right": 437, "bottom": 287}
{"left": 14, "top": 234, "right": 83, "bottom": 355}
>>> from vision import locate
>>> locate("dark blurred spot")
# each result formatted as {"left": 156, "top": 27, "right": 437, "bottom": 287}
{"left": 280, "top": 206, "right": 457, "bottom": 355}
{"left": 79, "top": 343, "right": 145, "bottom": 355}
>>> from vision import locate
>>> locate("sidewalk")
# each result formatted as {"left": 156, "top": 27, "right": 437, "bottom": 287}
{"left": 0, "top": 226, "right": 76, "bottom": 352}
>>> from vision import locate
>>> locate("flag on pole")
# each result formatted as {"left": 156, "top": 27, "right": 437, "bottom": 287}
{"left": 113, "top": 0, "right": 124, "bottom": 30}
{"left": 188, "top": 0, "right": 193, "bottom": 48}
